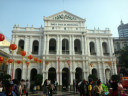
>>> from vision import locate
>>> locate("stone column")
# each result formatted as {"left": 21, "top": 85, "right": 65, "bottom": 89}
{"left": 60, "top": 71, "right": 62, "bottom": 85}
{"left": 46, "top": 35, "right": 49, "bottom": 55}
{"left": 96, "top": 38, "right": 99, "bottom": 56}
{"left": 72, "top": 35, "right": 74, "bottom": 55}
{"left": 102, "top": 62, "right": 106, "bottom": 83}
{"left": 43, "top": 35, "right": 46, "bottom": 55}
{"left": 108, "top": 38, "right": 112, "bottom": 56}
{"left": 114, "top": 61, "right": 117, "bottom": 74}
{"left": 14, "top": 36, "right": 18, "bottom": 55}
{"left": 59, "top": 36, "right": 62, "bottom": 55}
{"left": 99, "top": 38, "right": 103, "bottom": 56}
{"left": 38, "top": 36, "right": 42, "bottom": 56}
{"left": 29, "top": 36, "right": 32, "bottom": 54}
{"left": 57, "top": 35, "right": 59, "bottom": 55}
{"left": 81, "top": 35, "right": 84, "bottom": 55}
{"left": 110, "top": 38, "right": 114, "bottom": 55}
{"left": 84, "top": 36, "right": 87, "bottom": 55}
{"left": 22, "top": 65, "right": 26, "bottom": 80}
{"left": 24, "top": 36, "right": 28, "bottom": 53}
{"left": 98, "top": 62, "right": 102, "bottom": 81}
{"left": 69, "top": 35, "right": 72, "bottom": 55}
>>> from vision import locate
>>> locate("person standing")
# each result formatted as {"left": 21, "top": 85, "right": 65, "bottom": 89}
{"left": 88, "top": 78, "right": 93, "bottom": 96}
{"left": 26, "top": 80, "right": 30, "bottom": 96}
{"left": 0, "top": 80, "right": 16, "bottom": 96}
{"left": 95, "top": 80, "right": 104, "bottom": 96}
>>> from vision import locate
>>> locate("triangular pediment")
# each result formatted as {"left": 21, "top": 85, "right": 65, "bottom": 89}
{"left": 44, "top": 10, "right": 85, "bottom": 21}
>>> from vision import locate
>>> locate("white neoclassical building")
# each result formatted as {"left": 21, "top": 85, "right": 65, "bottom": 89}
{"left": 8, "top": 11, "right": 117, "bottom": 88}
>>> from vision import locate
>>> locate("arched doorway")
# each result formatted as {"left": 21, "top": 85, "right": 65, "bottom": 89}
{"left": 92, "top": 68, "right": 97, "bottom": 78}
{"left": 48, "top": 67, "right": 56, "bottom": 84}
{"left": 105, "top": 69, "right": 111, "bottom": 81}
{"left": 90, "top": 42, "right": 96, "bottom": 55}
{"left": 62, "top": 68, "right": 70, "bottom": 90}
{"left": 15, "top": 68, "right": 22, "bottom": 81}
{"left": 75, "top": 68, "right": 83, "bottom": 83}
{"left": 30, "top": 68, "right": 37, "bottom": 91}
{"left": 30, "top": 68, "right": 37, "bottom": 81}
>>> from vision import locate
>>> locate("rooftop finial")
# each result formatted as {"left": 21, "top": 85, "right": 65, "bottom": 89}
{"left": 121, "top": 19, "right": 124, "bottom": 25}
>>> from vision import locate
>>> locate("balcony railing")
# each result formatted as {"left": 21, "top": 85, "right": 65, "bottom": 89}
{"left": 75, "top": 51, "right": 82, "bottom": 54}
{"left": 62, "top": 50, "right": 69, "bottom": 54}
{"left": 49, "top": 50, "right": 56, "bottom": 54}
{"left": 103, "top": 53, "right": 109, "bottom": 56}
{"left": 90, "top": 52, "right": 96, "bottom": 55}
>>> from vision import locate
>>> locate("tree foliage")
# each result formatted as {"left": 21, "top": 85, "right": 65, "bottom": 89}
{"left": 35, "top": 74, "right": 43, "bottom": 85}
{"left": 119, "top": 46, "right": 128, "bottom": 68}
{"left": 88, "top": 74, "right": 98, "bottom": 81}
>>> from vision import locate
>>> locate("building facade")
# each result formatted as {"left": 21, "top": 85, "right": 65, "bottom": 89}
{"left": 118, "top": 20, "right": 128, "bottom": 37}
{"left": 9, "top": 11, "right": 117, "bottom": 87}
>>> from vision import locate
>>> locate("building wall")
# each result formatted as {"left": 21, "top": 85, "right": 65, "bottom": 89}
{"left": 9, "top": 11, "right": 117, "bottom": 85}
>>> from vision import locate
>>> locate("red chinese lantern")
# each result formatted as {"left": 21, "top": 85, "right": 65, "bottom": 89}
{"left": 0, "top": 33, "right": 5, "bottom": 41}
{"left": 38, "top": 59, "right": 42, "bottom": 63}
{"left": 34, "top": 58, "right": 38, "bottom": 62}
{"left": 9, "top": 44, "right": 17, "bottom": 50}
{"left": 0, "top": 56, "right": 4, "bottom": 63}
{"left": 20, "top": 51, "right": 26, "bottom": 56}
{"left": 8, "top": 59, "right": 13, "bottom": 63}
{"left": 28, "top": 55, "right": 33, "bottom": 60}
{"left": 26, "top": 62, "right": 29, "bottom": 67}
{"left": 17, "top": 60, "right": 21, "bottom": 64}
{"left": 45, "top": 61, "right": 49, "bottom": 66}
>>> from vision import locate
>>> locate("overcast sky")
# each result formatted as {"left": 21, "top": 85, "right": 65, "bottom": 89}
{"left": 0, "top": 0, "right": 128, "bottom": 40}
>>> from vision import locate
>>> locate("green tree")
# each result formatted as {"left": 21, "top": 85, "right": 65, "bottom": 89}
{"left": 88, "top": 74, "right": 98, "bottom": 81}
{"left": 3, "top": 74, "right": 11, "bottom": 80}
{"left": 118, "top": 46, "right": 128, "bottom": 75}
{"left": 35, "top": 74, "right": 43, "bottom": 85}
{"left": 111, "top": 75, "right": 120, "bottom": 81}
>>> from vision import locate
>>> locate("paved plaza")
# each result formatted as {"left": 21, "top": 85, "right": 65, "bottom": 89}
{"left": 23, "top": 91, "right": 79, "bottom": 96}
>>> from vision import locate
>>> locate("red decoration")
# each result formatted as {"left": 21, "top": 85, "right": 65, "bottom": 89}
{"left": 34, "top": 58, "right": 38, "bottom": 62}
{"left": 9, "top": 44, "right": 17, "bottom": 50}
{"left": 45, "top": 61, "right": 49, "bottom": 66}
{"left": 67, "top": 60, "right": 70, "bottom": 66}
{"left": 8, "top": 59, "right": 13, "bottom": 63}
{"left": 26, "top": 62, "right": 29, "bottom": 67}
{"left": 107, "top": 61, "right": 112, "bottom": 66}
{"left": 20, "top": 51, "right": 26, "bottom": 56}
{"left": 0, "top": 56, "right": 4, "bottom": 63}
{"left": 90, "top": 64, "right": 93, "bottom": 67}
{"left": 0, "top": 33, "right": 5, "bottom": 41}
{"left": 17, "top": 60, "right": 21, "bottom": 64}
{"left": 38, "top": 59, "right": 42, "bottom": 63}
{"left": 28, "top": 55, "right": 33, "bottom": 60}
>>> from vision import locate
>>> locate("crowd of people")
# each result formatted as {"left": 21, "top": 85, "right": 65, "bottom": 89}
{"left": 0, "top": 78, "right": 128, "bottom": 96}
{"left": 0, "top": 79, "right": 30, "bottom": 96}
{"left": 73, "top": 78, "right": 126, "bottom": 96}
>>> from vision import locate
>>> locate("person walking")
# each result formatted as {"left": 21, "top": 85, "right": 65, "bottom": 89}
{"left": 88, "top": 78, "right": 94, "bottom": 96}
{"left": 43, "top": 79, "right": 48, "bottom": 96}
{"left": 95, "top": 80, "right": 104, "bottom": 96}
{"left": 79, "top": 79, "right": 87, "bottom": 96}
{"left": 0, "top": 80, "right": 16, "bottom": 96}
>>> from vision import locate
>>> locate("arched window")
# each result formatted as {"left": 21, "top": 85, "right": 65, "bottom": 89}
{"left": 74, "top": 39, "right": 82, "bottom": 54}
{"left": 90, "top": 42, "right": 96, "bottom": 55}
{"left": 30, "top": 68, "right": 37, "bottom": 81}
{"left": 62, "top": 39, "right": 69, "bottom": 54}
{"left": 17, "top": 40, "right": 24, "bottom": 54}
{"left": 32, "top": 40, "right": 39, "bottom": 54}
{"left": 102, "top": 42, "right": 109, "bottom": 56}
{"left": 15, "top": 68, "right": 22, "bottom": 81}
{"left": 49, "top": 39, "right": 56, "bottom": 54}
